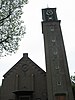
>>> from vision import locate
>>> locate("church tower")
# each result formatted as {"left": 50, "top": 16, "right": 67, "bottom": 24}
{"left": 42, "top": 8, "right": 74, "bottom": 100}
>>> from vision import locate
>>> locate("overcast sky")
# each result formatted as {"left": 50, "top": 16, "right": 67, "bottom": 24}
{"left": 0, "top": 0, "right": 75, "bottom": 85}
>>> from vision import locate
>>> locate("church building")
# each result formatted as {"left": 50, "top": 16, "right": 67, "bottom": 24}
{"left": 0, "top": 8, "right": 74, "bottom": 100}
{"left": 1, "top": 53, "right": 47, "bottom": 100}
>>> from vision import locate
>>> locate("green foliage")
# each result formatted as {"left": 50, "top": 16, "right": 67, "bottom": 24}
{"left": 0, "top": 0, "right": 28, "bottom": 57}
{"left": 71, "top": 73, "right": 75, "bottom": 83}
{"left": 71, "top": 73, "right": 75, "bottom": 99}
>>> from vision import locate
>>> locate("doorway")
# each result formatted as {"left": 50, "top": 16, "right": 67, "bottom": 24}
{"left": 55, "top": 93, "right": 66, "bottom": 100}
{"left": 13, "top": 91, "right": 33, "bottom": 100}
{"left": 19, "top": 96, "right": 31, "bottom": 100}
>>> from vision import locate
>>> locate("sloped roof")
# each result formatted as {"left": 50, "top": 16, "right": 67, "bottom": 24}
{"left": 3, "top": 53, "right": 46, "bottom": 78}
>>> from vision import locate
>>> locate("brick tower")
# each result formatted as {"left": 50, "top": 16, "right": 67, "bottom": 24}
{"left": 42, "top": 8, "right": 74, "bottom": 100}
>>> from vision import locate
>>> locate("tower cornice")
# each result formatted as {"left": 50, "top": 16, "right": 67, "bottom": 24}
{"left": 42, "top": 20, "right": 61, "bottom": 23}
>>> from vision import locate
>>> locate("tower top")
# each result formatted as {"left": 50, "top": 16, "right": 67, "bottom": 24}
{"left": 42, "top": 8, "right": 58, "bottom": 21}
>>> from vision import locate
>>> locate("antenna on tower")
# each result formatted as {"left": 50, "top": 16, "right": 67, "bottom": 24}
{"left": 47, "top": 4, "right": 49, "bottom": 8}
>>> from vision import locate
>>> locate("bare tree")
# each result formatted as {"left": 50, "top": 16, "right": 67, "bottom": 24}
{"left": 0, "top": 0, "right": 28, "bottom": 57}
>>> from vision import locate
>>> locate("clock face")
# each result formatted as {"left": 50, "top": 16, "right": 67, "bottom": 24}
{"left": 46, "top": 9, "right": 53, "bottom": 16}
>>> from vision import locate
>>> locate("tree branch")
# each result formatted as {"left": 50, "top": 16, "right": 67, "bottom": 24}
{"left": 0, "top": 13, "right": 11, "bottom": 22}
{"left": 0, "top": 6, "right": 22, "bottom": 23}
{"left": 0, "top": 33, "right": 12, "bottom": 44}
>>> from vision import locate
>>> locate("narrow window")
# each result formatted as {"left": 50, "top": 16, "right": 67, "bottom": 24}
{"left": 50, "top": 26, "right": 54, "bottom": 31}
{"left": 57, "top": 81, "right": 61, "bottom": 85}
{"left": 56, "top": 66, "right": 59, "bottom": 70}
